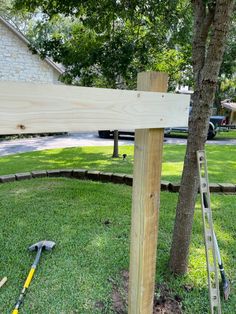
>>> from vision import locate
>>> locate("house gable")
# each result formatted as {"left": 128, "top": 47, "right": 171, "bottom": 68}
{"left": 0, "top": 17, "right": 62, "bottom": 84}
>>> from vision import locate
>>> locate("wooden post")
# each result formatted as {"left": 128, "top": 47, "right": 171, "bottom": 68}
{"left": 128, "top": 72, "right": 168, "bottom": 313}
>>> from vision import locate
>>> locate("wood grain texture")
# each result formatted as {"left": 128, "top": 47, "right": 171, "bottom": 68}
{"left": 0, "top": 80, "right": 189, "bottom": 134}
{"left": 128, "top": 72, "right": 167, "bottom": 314}
{"left": 0, "top": 277, "right": 7, "bottom": 288}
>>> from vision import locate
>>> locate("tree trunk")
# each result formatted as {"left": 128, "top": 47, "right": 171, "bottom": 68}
{"left": 169, "top": 0, "right": 235, "bottom": 274}
{"left": 112, "top": 129, "right": 119, "bottom": 158}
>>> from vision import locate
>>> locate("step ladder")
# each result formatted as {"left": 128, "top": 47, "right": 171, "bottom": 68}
{"left": 196, "top": 150, "right": 221, "bottom": 314}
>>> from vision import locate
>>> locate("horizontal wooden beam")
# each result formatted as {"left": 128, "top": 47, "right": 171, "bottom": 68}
{"left": 0, "top": 81, "right": 189, "bottom": 134}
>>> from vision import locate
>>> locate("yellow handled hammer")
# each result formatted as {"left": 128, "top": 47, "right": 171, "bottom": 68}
{"left": 12, "top": 240, "right": 56, "bottom": 314}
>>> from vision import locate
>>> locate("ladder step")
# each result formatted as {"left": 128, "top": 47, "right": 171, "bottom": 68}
{"left": 208, "top": 265, "right": 216, "bottom": 272}
{"left": 201, "top": 182, "right": 208, "bottom": 192}
{"left": 211, "top": 289, "right": 220, "bottom": 307}
{"left": 206, "top": 229, "right": 213, "bottom": 247}
{"left": 206, "top": 229, "right": 212, "bottom": 237}
{"left": 206, "top": 243, "right": 213, "bottom": 250}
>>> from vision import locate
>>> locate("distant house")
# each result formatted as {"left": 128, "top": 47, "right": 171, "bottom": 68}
{"left": 0, "top": 16, "right": 63, "bottom": 84}
{"left": 221, "top": 99, "right": 236, "bottom": 125}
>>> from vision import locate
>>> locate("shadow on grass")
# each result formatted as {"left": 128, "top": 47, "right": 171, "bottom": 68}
{"left": 0, "top": 143, "right": 235, "bottom": 183}
{"left": 0, "top": 179, "right": 235, "bottom": 313}
{"left": 0, "top": 145, "right": 184, "bottom": 182}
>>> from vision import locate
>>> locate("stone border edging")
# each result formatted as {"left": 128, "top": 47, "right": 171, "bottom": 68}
{"left": 0, "top": 169, "right": 235, "bottom": 194}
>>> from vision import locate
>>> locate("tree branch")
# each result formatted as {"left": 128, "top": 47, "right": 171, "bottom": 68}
{"left": 192, "top": 1, "right": 215, "bottom": 87}
{"left": 203, "top": 0, "right": 235, "bottom": 83}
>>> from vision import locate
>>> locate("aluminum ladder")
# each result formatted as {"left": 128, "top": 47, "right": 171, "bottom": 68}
{"left": 197, "top": 150, "right": 221, "bottom": 314}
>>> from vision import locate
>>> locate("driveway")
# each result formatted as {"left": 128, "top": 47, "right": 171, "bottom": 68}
{"left": 0, "top": 132, "right": 235, "bottom": 157}
{"left": 0, "top": 132, "right": 133, "bottom": 157}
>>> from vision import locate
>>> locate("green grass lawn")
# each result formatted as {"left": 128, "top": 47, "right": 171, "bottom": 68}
{"left": 217, "top": 129, "right": 236, "bottom": 139}
{"left": 167, "top": 129, "right": 236, "bottom": 140}
{"left": 0, "top": 144, "right": 235, "bottom": 313}
{"left": 0, "top": 144, "right": 235, "bottom": 183}
{"left": 0, "top": 178, "right": 235, "bottom": 313}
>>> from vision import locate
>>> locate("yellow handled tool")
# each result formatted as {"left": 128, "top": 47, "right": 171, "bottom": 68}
{"left": 12, "top": 240, "right": 55, "bottom": 313}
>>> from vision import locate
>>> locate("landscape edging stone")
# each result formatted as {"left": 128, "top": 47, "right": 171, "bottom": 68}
{"left": 0, "top": 169, "right": 235, "bottom": 194}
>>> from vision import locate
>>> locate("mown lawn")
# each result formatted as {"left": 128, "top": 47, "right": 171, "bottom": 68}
{"left": 0, "top": 144, "right": 235, "bottom": 184}
{"left": 167, "top": 129, "right": 236, "bottom": 140}
{"left": 0, "top": 144, "right": 235, "bottom": 313}
{"left": 0, "top": 178, "right": 235, "bottom": 313}
{"left": 217, "top": 129, "right": 236, "bottom": 139}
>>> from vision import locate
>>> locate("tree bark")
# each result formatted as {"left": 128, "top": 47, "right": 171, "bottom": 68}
{"left": 169, "top": 0, "right": 235, "bottom": 274}
{"left": 112, "top": 129, "right": 119, "bottom": 158}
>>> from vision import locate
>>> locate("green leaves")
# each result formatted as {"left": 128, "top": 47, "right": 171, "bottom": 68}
{"left": 12, "top": 0, "right": 193, "bottom": 88}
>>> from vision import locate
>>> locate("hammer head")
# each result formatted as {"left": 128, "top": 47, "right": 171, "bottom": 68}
{"left": 29, "top": 240, "right": 56, "bottom": 252}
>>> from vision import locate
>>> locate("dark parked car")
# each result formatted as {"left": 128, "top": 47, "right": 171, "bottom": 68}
{"left": 165, "top": 110, "right": 226, "bottom": 139}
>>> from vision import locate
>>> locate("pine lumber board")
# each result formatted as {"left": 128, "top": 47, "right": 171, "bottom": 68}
{"left": 0, "top": 80, "right": 189, "bottom": 134}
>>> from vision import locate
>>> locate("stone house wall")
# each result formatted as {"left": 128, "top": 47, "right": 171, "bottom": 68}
{"left": 0, "top": 19, "right": 61, "bottom": 84}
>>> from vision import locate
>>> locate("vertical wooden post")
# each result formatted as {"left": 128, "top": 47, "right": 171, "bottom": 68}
{"left": 128, "top": 72, "right": 168, "bottom": 313}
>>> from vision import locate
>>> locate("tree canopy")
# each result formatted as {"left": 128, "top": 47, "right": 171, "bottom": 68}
{"left": 218, "top": 15, "right": 236, "bottom": 102}
{"left": 13, "top": 0, "right": 192, "bottom": 89}
{"left": 2, "top": 1, "right": 235, "bottom": 97}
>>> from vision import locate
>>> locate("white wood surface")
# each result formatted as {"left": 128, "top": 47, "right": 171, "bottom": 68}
{"left": 0, "top": 81, "right": 189, "bottom": 134}
{"left": 0, "top": 277, "right": 7, "bottom": 288}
